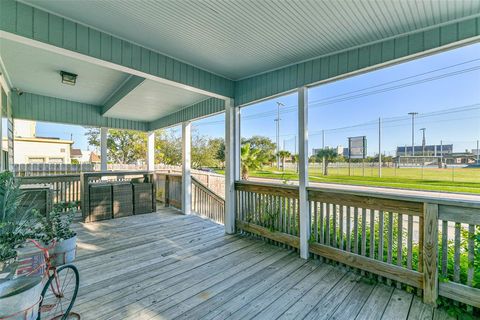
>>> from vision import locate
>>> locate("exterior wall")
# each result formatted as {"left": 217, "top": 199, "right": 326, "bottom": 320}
{"left": 12, "top": 92, "right": 149, "bottom": 131}
{"left": 149, "top": 97, "right": 225, "bottom": 130}
{"left": 13, "top": 138, "right": 72, "bottom": 164}
{"left": 0, "top": 0, "right": 234, "bottom": 99}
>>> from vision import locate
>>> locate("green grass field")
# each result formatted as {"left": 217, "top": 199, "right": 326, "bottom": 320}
{"left": 222, "top": 166, "right": 480, "bottom": 194}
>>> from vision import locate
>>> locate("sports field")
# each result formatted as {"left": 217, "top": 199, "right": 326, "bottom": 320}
{"left": 241, "top": 166, "right": 480, "bottom": 194}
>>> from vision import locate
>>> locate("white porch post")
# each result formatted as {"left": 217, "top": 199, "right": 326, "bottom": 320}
{"left": 147, "top": 131, "right": 155, "bottom": 171}
{"left": 298, "top": 87, "right": 310, "bottom": 259}
{"left": 100, "top": 127, "right": 108, "bottom": 171}
{"left": 182, "top": 121, "right": 192, "bottom": 215}
{"left": 225, "top": 98, "right": 239, "bottom": 234}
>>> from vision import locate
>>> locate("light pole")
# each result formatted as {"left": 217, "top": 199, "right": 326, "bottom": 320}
{"left": 408, "top": 112, "right": 418, "bottom": 158}
{"left": 419, "top": 128, "right": 426, "bottom": 156}
{"left": 275, "top": 102, "right": 285, "bottom": 169}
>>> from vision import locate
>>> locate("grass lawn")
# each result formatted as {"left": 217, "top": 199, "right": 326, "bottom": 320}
{"left": 218, "top": 166, "right": 480, "bottom": 194}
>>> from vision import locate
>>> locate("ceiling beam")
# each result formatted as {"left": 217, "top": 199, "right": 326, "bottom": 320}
{"left": 101, "top": 75, "right": 144, "bottom": 115}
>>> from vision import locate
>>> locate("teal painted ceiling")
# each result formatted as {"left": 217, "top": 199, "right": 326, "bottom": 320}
{"left": 0, "top": 38, "right": 128, "bottom": 105}
{"left": 21, "top": 0, "right": 480, "bottom": 80}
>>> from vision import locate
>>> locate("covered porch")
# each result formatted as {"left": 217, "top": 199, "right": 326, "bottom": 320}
{"left": 73, "top": 208, "right": 441, "bottom": 320}
{"left": 1, "top": 0, "right": 480, "bottom": 318}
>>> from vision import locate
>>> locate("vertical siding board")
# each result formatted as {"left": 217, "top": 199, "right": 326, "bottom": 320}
{"left": 328, "top": 55, "right": 339, "bottom": 78}
{"left": 180, "top": 63, "right": 187, "bottom": 84}
{"left": 423, "top": 28, "right": 440, "bottom": 50}
{"left": 381, "top": 39, "right": 395, "bottom": 62}
{"left": 141, "top": 48, "right": 150, "bottom": 73}
{"left": 297, "top": 62, "right": 305, "bottom": 87}
{"left": 358, "top": 46, "right": 370, "bottom": 69}
{"left": 150, "top": 52, "right": 158, "bottom": 76}
{"left": 338, "top": 52, "right": 348, "bottom": 75}
{"left": 33, "top": 8, "right": 49, "bottom": 42}
{"left": 173, "top": 60, "right": 181, "bottom": 83}
{"left": 111, "top": 38, "right": 122, "bottom": 64}
{"left": 347, "top": 49, "right": 359, "bottom": 72}
{"left": 0, "top": 0, "right": 16, "bottom": 33}
{"left": 16, "top": 2, "right": 33, "bottom": 38}
{"left": 122, "top": 41, "right": 133, "bottom": 67}
{"left": 100, "top": 33, "right": 112, "bottom": 61}
{"left": 288, "top": 65, "right": 297, "bottom": 90}
{"left": 304, "top": 60, "right": 313, "bottom": 85}
{"left": 440, "top": 23, "right": 458, "bottom": 45}
{"left": 48, "top": 15, "right": 63, "bottom": 47}
{"left": 76, "top": 24, "right": 89, "bottom": 54}
{"left": 394, "top": 36, "right": 409, "bottom": 59}
{"left": 320, "top": 57, "right": 329, "bottom": 80}
{"left": 186, "top": 65, "right": 194, "bottom": 87}
{"left": 312, "top": 58, "right": 321, "bottom": 83}
{"left": 458, "top": 19, "right": 476, "bottom": 40}
{"left": 165, "top": 57, "right": 174, "bottom": 80}
{"left": 158, "top": 55, "right": 167, "bottom": 78}
{"left": 408, "top": 32, "right": 424, "bottom": 55}
{"left": 369, "top": 43, "right": 382, "bottom": 66}
{"left": 63, "top": 20, "right": 76, "bottom": 51}
{"left": 89, "top": 29, "right": 101, "bottom": 58}
{"left": 131, "top": 45, "right": 141, "bottom": 70}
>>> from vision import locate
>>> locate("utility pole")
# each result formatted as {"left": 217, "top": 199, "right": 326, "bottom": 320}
{"left": 275, "top": 102, "right": 285, "bottom": 169}
{"left": 378, "top": 117, "right": 382, "bottom": 177}
{"left": 440, "top": 140, "right": 444, "bottom": 168}
{"left": 408, "top": 112, "right": 418, "bottom": 158}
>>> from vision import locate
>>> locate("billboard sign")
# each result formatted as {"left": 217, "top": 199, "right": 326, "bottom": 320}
{"left": 348, "top": 136, "right": 367, "bottom": 159}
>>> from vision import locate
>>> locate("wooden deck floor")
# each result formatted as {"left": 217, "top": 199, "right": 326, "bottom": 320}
{"left": 71, "top": 208, "right": 453, "bottom": 320}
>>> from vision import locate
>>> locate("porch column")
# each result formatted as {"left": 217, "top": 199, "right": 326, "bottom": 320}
{"left": 225, "top": 98, "right": 239, "bottom": 234}
{"left": 298, "top": 87, "right": 310, "bottom": 259}
{"left": 147, "top": 131, "right": 155, "bottom": 171}
{"left": 182, "top": 121, "right": 192, "bottom": 215}
{"left": 100, "top": 127, "right": 108, "bottom": 171}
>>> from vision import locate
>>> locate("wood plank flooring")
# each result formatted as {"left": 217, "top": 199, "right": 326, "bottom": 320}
{"left": 71, "top": 208, "right": 453, "bottom": 320}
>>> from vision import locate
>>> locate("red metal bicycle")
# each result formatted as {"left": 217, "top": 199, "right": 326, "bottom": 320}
{"left": 28, "top": 239, "right": 80, "bottom": 320}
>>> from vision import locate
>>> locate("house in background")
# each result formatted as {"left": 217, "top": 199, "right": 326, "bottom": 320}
{"left": 10, "top": 119, "right": 73, "bottom": 164}
{"left": 70, "top": 148, "right": 101, "bottom": 165}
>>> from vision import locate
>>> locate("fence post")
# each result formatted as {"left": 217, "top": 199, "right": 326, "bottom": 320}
{"left": 164, "top": 175, "right": 170, "bottom": 207}
{"left": 423, "top": 202, "right": 438, "bottom": 305}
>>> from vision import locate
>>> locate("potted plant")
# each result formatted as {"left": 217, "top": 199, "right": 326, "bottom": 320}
{"left": 0, "top": 171, "right": 43, "bottom": 320}
{"left": 33, "top": 202, "right": 77, "bottom": 267}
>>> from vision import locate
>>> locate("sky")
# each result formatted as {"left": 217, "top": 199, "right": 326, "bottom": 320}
{"left": 33, "top": 42, "right": 480, "bottom": 156}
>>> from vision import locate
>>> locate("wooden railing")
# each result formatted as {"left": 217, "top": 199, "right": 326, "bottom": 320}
{"left": 157, "top": 173, "right": 225, "bottom": 225}
{"left": 235, "top": 180, "right": 480, "bottom": 309}
{"left": 17, "top": 174, "right": 81, "bottom": 210}
{"left": 192, "top": 176, "right": 225, "bottom": 224}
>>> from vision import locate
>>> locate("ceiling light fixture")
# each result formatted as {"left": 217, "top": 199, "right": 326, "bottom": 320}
{"left": 60, "top": 71, "right": 77, "bottom": 85}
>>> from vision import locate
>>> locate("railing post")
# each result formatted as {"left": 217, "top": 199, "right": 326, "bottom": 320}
{"left": 100, "top": 127, "right": 108, "bottom": 172}
{"left": 164, "top": 175, "right": 170, "bottom": 207}
{"left": 298, "top": 87, "right": 310, "bottom": 259}
{"left": 423, "top": 202, "right": 439, "bottom": 305}
{"left": 182, "top": 122, "right": 191, "bottom": 215}
{"left": 225, "top": 98, "right": 239, "bottom": 234}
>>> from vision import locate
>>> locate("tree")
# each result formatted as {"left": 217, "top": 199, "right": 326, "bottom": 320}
{"left": 277, "top": 150, "right": 291, "bottom": 171}
{"left": 241, "top": 136, "right": 276, "bottom": 165}
{"left": 315, "top": 148, "right": 338, "bottom": 175}
{"left": 85, "top": 128, "right": 147, "bottom": 164}
{"left": 155, "top": 130, "right": 182, "bottom": 166}
{"left": 240, "top": 143, "right": 263, "bottom": 180}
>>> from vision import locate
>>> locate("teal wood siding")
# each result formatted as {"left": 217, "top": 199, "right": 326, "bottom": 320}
{"left": 234, "top": 17, "right": 480, "bottom": 106}
{"left": 12, "top": 93, "right": 148, "bottom": 131}
{"left": 0, "top": 0, "right": 234, "bottom": 98}
{"left": 149, "top": 98, "right": 225, "bottom": 130}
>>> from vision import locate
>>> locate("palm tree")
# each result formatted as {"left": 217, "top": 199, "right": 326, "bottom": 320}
{"left": 277, "top": 150, "right": 291, "bottom": 171}
{"left": 240, "top": 143, "right": 263, "bottom": 180}
{"left": 315, "top": 148, "right": 338, "bottom": 175}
